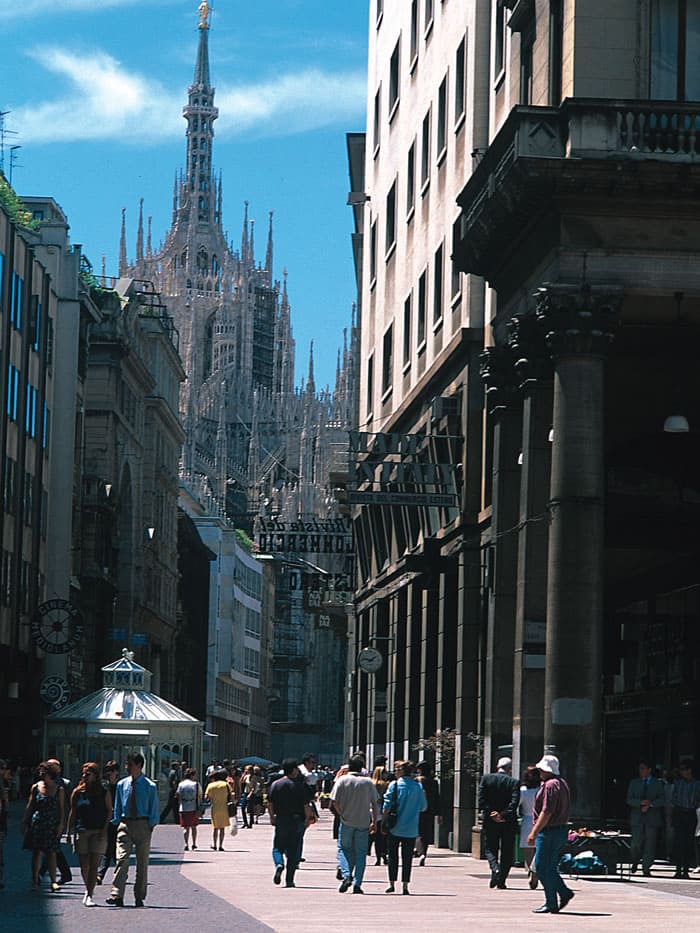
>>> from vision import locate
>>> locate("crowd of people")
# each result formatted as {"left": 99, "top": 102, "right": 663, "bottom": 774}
{"left": 0, "top": 751, "right": 699, "bottom": 910}
{"left": 479, "top": 755, "right": 700, "bottom": 914}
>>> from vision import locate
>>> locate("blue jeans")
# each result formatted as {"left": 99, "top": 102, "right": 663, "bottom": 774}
{"left": 272, "top": 816, "right": 304, "bottom": 885}
{"left": 534, "top": 825, "right": 571, "bottom": 910}
{"left": 338, "top": 823, "right": 369, "bottom": 887}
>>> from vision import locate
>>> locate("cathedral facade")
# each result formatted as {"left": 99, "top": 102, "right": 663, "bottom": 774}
{"left": 117, "top": 6, "right": 356, "bottom": 760}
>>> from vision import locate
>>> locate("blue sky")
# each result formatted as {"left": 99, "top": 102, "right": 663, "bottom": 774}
{"left": 0, "top": 0, "right": 369, "bottom": 389}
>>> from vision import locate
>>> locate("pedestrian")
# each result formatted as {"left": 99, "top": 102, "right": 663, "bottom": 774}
{"left": 177, "top": 767, "right": 203, "bottom": 850}
{"left": 383, "top": 759, "right": 427, "bottom": 895}
{"left": 159, "top": 759, "right": 180, "bottom": 824}
{"left": 96, "top": 760, "right": 120, "bottom": 885}
{"left": 331, "top": 764, "right": 349, "bottom": 879}
{"left": 239, "top": 764, "right": 252, "bottom": 828}
{"left": 21, "top": 761, "right": 65, "bottom": 892}
{"left": 66, "top": 761, "right": 112, "bottom": 907}
{"left": 626, "top": 758, "right": 665, "bottom": 877}
{"left": 368, "top": 765, "right": 390, "bottom": 866}
{"left": 268, "top": 758, "right": 315, "bottom": 888}
{"left": 478, "top": 755, "right": 520, "bottom": 889}
{"left": 205, "top": 768, "right": 231, "bottom": 851}
{"left": 297, "top": 752, "right": 319, "bottom": 861}
{"left": 106, "top": 752, "right": 159, "bottom": 908}
{"left": 671, "top": 760, "right": 700, "bottom": 879}
{"left": 416, "top": 760, "right": 441, "bottom": 866}
{"left": 518, "top": 765, "right": 540, "bottom": 889}
{"left": 40, "top": 758, "right": 72, "bottom": 884}
{"left": 331, "top": 754, "right": 378, "bottom": 894}
{"left": 0, "top": 758, "right": 9, "bottom": 889}
{"left": 527, "top": 754, "right": 575, "bottom": 914}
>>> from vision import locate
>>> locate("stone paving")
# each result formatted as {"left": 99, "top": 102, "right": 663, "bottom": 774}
{"left": 2, "top": 802, "right": 699, "bottom": 932}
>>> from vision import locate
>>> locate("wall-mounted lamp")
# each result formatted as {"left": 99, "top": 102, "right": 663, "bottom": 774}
{"left": 146, "top": 527, "right": 155, "bottom": 540}
{"left": 517, "top": 451, "right": 524, "bottom": 466}
{"left": 548, "top": 427, "right": 554, "bottom": 443}
{"left": 105, "top": 483, "right": 113, "bottom": 497}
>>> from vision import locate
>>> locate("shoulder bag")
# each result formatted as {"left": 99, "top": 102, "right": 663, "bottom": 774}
{"left": 382, "top": 781, "right": 399, "bottom": 834}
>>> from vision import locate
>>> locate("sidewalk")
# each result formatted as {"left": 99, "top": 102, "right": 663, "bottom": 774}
{"left": 1, "top": 803, "right": 698, "bottom": 931}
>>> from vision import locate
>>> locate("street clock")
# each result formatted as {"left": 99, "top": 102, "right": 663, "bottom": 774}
{"left": 357, "top": 646, "right": 383, "bottom": 673}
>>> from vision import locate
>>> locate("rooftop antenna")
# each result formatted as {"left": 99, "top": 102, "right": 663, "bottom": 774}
{"left": 9, "top": 145, "right": 21, "bottom": 186}
{"left": 0, "top": 110, "right": 19, "bottom": 175}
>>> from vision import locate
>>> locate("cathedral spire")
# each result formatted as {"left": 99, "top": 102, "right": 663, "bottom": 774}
{"left": 147, "top": 215, "right": 152, "bottom": 258}
{"left": 183, "top": 1, "right": 218, "bottom": 226}
{"left": 249, "top": 218, "right": 255, "bottom": 268}
{"left": 307, "top": 340, "right": 315, "bottom": 396}
{"left": 136, "top": 198, "right": 144, "bottom": 262}
{"left": 266, "top": 211, "right": 274, "bottom": 274}
{"left": 194, "top": 0, "right": 211, "bottom": 86}
{"left": 119, "top": 207, "right": 127, "bottom": 276}
{"left": 241, "top": 200, "right": 249, "bottom": 264}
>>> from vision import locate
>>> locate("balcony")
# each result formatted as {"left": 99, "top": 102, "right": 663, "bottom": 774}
{"left": 455, "top": 99, "right": 700, "bottom": 287}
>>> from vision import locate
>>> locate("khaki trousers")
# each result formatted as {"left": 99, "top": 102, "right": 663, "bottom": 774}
{"left": 112, "top": 819, "right": 153, "bottom": 902}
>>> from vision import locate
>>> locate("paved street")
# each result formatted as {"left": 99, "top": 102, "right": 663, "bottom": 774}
{"left": 2, "top": 803, "right": 699, "bottom": 932}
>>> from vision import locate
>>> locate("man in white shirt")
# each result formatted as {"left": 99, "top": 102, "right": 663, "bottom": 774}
{"left": 331, "top": 755, "right": 378, "bottom": 895}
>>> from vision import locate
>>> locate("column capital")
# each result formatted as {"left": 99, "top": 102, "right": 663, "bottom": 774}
{"left": 507, "top": 313, "right": 553, "bottom": 388}
{"left": 535, "top": 283, "right": 622, "bottom": 359}
{"left": 480, "top": 345, "right": 520, "bottom": 414}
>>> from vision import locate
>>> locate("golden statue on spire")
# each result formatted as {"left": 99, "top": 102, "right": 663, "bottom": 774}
{"left": 198, "top": 0, "right": 211, "bottom": 30}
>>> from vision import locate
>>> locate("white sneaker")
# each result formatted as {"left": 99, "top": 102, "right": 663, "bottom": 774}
{"left": 85, "top": 895, "right": 96, "bottom": 907}
{"left": 82, "top": 892, "right": 88, "bottom": 905}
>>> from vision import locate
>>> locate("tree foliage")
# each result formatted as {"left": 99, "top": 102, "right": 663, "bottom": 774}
{"left": 0, "top": 173, "right": 40, "bottom": 230}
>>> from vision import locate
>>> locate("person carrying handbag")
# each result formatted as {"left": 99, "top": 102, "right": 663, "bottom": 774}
{"left": 382, "top": 760, "right": 426, "bottom": 895}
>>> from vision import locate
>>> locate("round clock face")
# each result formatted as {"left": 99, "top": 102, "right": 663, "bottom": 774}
{"left": 358, "top": 647, "right": 383, "bottom": 673}
{"left": 31, "top": 599, "right": 84, "bottom": 655}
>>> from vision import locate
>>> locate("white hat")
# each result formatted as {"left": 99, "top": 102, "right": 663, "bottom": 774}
{"left": 497, "top": 757, "right": 512, "bottom": 770}
{"left": 535, "top": 754, "right": 560, "bottom": 775}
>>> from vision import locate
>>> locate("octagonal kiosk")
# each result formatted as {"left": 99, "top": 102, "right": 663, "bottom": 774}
{"left": 45, "top": 649, "right": 203, "bottom": 806}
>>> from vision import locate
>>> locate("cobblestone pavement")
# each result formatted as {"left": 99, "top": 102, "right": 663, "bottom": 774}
{"left": 2, "top": 802, "right": 699, "bottom": 932}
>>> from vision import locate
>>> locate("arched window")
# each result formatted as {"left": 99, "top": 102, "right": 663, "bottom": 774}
{"left": 201, "top": 138, "right": 207, "bottom": 151}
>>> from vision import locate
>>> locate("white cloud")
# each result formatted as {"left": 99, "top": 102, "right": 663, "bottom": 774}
{"left": 14, "top": 47, "right": 366, "bottom": 145}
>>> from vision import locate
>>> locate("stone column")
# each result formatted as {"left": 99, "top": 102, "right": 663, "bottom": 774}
{"left": 480, "top": 346, "right": 522, "bottom": 771}
{"left": 536, "top": 283, "right": 621, "bottom": 820}
{"left": 507, "top": 315, "right": 553, "bottom": 777}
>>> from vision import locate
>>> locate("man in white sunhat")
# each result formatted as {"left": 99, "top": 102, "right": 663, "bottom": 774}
{"left": 478, "top": 756, "right": 520, "bottom": 889}
{"left": 527, "top": 754, "right": 575, "bottom": 914}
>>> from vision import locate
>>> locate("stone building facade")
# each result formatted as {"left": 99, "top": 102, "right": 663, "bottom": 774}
{"left": 353, "top": 0, "right": 700, "bottom": 846}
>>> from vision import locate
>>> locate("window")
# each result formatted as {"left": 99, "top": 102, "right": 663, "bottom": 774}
{"left": 6, "top": 364, "right": 19, "bottom": 421}
{"left": 403, "top": 294, "right": 412, "bottom": 364}
{"left": 244, "top": 646, "right": 260, "bottom": 679}
{"left": 369, "top": 219, "right": 377, "bottom": 283}
{"left": 521, "top": 25, "right": 534, "bottom": 104}
{"left": 389, "top": 40, "right": 401, "bottom": 114}
{"left": 406, "top": 141, "right": 416, "bottom": 217}
{"left": 651, "top": 0, "right": 700, "bottom": 100}
{"left": 25, "top": 384, "right": 37, "bottom": 438}
{"left": 421, "top": 108, "right": 432, "bottom": 189}
{"left": 385, "top": 180, "right": 397, "bottom": 255}
{"left": 3, "top": 458, "right": 16, "bottom": 514}
{"left": 42, "top": 403, "right": 50, "bottom": 449}
{"left": 437, "top": 75, "right": 448, "bottom": 158}
{"left": 373, "top": 86, "right": 382, "bottom": 154}
{"left": 10, "top": 272, "right": 22, "bottom": 330}
{"left": 433, "top": 244, "right": 444, "bottom": 324}
{"left": 23, "top": 471, "right": 33, "bottom": 526}
{"left": 366, "top": 354, "right": 374, "bottom": 416}
{"left": 451, "top": 219, "right": 462, "bottom": 298}
{"left": 455, "top": 35, "right": 467, "bottom": 124}
{"left": 29, "top": 296, "right": 41, "bottom": 351}
{"left": 417, "top": 270, "right": 427, "bottom": 347}
{"left": 382, "top": 323, "right": 394, "bottom": 395}
{"left": 1, "top": 551, "right": 13, "bottom": 606}
{"left": 410, "top": 0, "right": 419, "bottom": 64}
{"left": 495, "top": 1, "right": 506, "bottom": 80}
{"left": 425, "top": 0, "right": 434, "bottom": 35}
{"left": 549, "top": 0, "right": 563, "bottom": 104}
